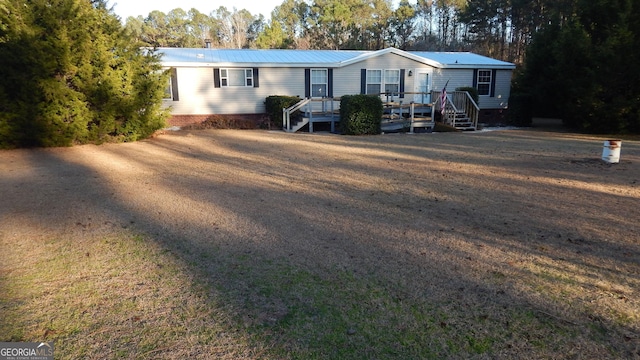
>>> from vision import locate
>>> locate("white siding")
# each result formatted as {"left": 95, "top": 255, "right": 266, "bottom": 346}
{"left": 164, "top": 67, "right": 305, "bottom": 115}
{"left": 336, "top": 53, "right": 435, "bottom": 98}
{"left": 432, "top": 69, "right": 511, "bottom": 110}
{"left": 489, "top": 70, "right": 512, "bottom": 109}
{"left": 432, "top": 69, "right": 474, "bottom": 93}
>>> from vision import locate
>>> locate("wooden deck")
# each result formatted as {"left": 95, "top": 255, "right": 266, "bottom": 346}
{"left": 283, "top": 91, "right": 477, "bottom": 133}
{"left": 382, "top": 100, "right": 434, "bottom": 133}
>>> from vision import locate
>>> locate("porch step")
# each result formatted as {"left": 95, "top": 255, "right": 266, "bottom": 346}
{"left": 286, "top": 117, "right": 309, "bottom": 133}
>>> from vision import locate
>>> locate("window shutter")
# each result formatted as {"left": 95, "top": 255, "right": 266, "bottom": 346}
{"left": 399, "top": 69, "right": 405, "bottom": 98}
{"left": 472, "top": 69, "right": 478, "bottom": 88}
{"left": 360, "top": 69, "right": 366, "bottom": 94}
{"left": 305, "top": 69, "right": 310, "bottom": 98}
{"left": 490, "top": 69, "right": 497, "bottom": 97}
{"left": 214, "top": 68, "right": 221, "bottom": 88}
{"left": 253, "top": 68, "right": 259, "bottom": 88}
{"left": 170, "top": 68, "right": 179, "bottom": 101}
{"left": 328, "top": 69, "right": 333, "bottom": 97}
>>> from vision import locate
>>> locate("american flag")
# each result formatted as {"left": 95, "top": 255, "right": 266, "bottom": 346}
{"left": 440, "top": 80, "right": 449, "bottom": 116}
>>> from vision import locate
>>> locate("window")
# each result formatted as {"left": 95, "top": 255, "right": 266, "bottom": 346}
{"left": 476, "top": 70, "right": 492, "bottom": 96}
{"left": 365, "top": 69, "right": 401, "bottom": 95}
{"left": 384, "top": 69, "right": 400, "bottom": 95}
{"left": 163, "top": 77, "right": 173, "bottom": 100}
{"left": 366, "top": 69, "right": 382, "bottom": 94}
{"left": 164, "top": 68, "right": 178, "bottom": 101}
{"left": 311, "top": 69, "right": 327, "bottom": 97}
{"left": 220, "top": 68, "right": 253, "bottom": 87}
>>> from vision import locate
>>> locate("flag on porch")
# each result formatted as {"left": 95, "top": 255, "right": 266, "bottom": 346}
{"left": 440, "top": 80, "right": 449, "bottom": 116}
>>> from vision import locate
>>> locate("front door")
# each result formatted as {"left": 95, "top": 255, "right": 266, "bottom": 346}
{"left": 413, "top": 69, "right": 432, "bottom": 104}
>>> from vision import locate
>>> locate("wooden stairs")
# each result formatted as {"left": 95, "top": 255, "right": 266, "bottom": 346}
{"left": 436, "top": 91, "right": 479, "bottom": 131}
{"left": 283, "top": 98, "right": 340, "bottom": 133}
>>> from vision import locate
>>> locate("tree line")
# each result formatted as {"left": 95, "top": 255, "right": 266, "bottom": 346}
{"left": 122, "top": 0, "right": 572, "bottom": 65}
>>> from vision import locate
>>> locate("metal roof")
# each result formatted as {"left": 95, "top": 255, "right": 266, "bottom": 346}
{"left": 158, "top": 47, "right": 515, "bottom": 69}
{"left": 158, "top": 48, "right": 369, "bottom": 67}
{"left": 409, "top": 51, "right": 516, "bottom": 69}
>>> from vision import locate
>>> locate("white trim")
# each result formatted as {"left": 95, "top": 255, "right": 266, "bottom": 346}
{"left": 412, "top": 69, "right": 432, "bottom": 104}
{"left": 310, "top": 68, "right": 328, "bottom": 98}
{"left": 476, "top": 69, "right": 492, "bottom": 96}
{"left": 384, "top": 69, "right": 401, "bottom": 94}
{"left": 365, "top": 69, "right": 382, "bottom": 95}
{"left": 220, "top": 68, "right": 253, "bottom": 87}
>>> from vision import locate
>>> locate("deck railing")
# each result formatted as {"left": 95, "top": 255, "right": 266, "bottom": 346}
{"left": 283, "top": 98, "right": 311, "bottom": 132}
{"left": 432, "top": 90, "right": 479, "bottom": 129}
{"left": 283, "top": 97, "right": 340, "bottom": 132}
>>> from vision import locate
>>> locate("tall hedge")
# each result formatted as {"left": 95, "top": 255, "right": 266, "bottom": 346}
{"left": 339, "top": 95, "right": 383, "bottom": 135}
{"left": 0, "top": 0, "right": 169, "bottom": 148}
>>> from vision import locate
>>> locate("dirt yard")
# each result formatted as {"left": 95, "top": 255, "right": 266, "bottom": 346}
{"left": 1, "top": 124, "right": 639, "bottom": 358}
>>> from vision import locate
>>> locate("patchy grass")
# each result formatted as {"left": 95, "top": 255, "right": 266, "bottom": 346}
{"left": 2, "top": 230, "right": 634, "bottom": 359}
{"left": 0, "top": 233, "right": 262, "bottom": 359}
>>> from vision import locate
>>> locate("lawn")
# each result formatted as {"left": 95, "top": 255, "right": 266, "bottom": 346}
{"left": 1, "top": 127, "right": 638, "bottom": 359}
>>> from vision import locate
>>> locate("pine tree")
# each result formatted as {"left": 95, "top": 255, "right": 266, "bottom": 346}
{"left": 0, "top": 0, "right": 169, "bottom": 148}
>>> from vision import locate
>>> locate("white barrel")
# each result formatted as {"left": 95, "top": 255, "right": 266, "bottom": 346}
{"left": 602, "top": 140, "right": 621, "bottom": 163}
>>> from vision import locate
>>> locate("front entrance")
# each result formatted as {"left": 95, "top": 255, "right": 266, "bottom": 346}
{"left": 413, "top": 69, "right": 432, "bottom": 104}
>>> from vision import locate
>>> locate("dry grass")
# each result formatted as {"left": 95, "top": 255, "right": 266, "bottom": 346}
{"left": 181, "top": 115, "right": 266, "bottom": 130}
{"left": 1, "top": 125, "right": 639, "bottom": 359}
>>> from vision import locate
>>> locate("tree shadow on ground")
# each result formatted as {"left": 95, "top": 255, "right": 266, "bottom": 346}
{"left": 1, "top": 130, "right": 638, "bottom": 358}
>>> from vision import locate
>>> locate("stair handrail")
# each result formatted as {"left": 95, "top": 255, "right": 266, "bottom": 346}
{"left": 444, "top": 94, "right": 459, "bottom": 126}
{"left": 461, "top": 92, "right": 479, "bottom": 129}
{"left": 283, "top": 98, "right": 312, "bottom": 131}
{"left": 432, "top": 90, "right": 479, "bottom": 129}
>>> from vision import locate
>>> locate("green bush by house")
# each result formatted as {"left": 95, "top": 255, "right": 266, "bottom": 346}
{"left": 265, "top": 95, "right": 302, "bottom": 128}
{"left": 339, "top": 95, "right": 383, "bottom": 135}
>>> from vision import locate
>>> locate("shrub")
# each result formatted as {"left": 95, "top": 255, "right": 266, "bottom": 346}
{"left": 181, "top": 115, "right": 259, "bottom": 130}
{"left": 265, "top": 95, "right": 302, "bottom": 128}
{"left": 0, "top": 1, "right": 169, "bottom": 148}
{"left": 339, "top": 95, "right": 383, "bottom": 135}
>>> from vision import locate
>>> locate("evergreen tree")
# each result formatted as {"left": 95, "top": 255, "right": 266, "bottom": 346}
{"left": 516, "top": 0, "right": 639, "bottom": 133}
{"left": 0, "top": 0, "right": 169, "bottom": 148}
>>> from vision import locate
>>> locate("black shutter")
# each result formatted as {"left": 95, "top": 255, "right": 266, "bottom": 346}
{"left": 360, "top": 69, "right": 366, "bottom": 94}
{"left": 472, "top": 69, "right": 478, "bottom": 88}
{"left": 305, "top": 69, "right": 310, "bottom": 98}
{"left": 253, "top": 68, "right": 259, "bottom": 88}
{"left": 328, "top": 69, "right": 333, "bottom": 97}
{"left": 490, "top": 69, "right": 497, "bottom": 97}
{"left": 214, "top": 68, "right": 221, "bottom": 88}
{"left": 399, "top": 69, "right": 405, "bottom": 98}
{"left": 170, "top": 68, "right": 179, "bottom": 101}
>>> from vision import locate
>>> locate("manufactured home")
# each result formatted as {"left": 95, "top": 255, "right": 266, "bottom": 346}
{"left": 159, "top": 47, "right": 515, "bottom": 131}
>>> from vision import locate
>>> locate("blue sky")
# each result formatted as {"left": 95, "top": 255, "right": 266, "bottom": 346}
{"left": 107, "top": 0, "right": 281, "bottom": 20}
